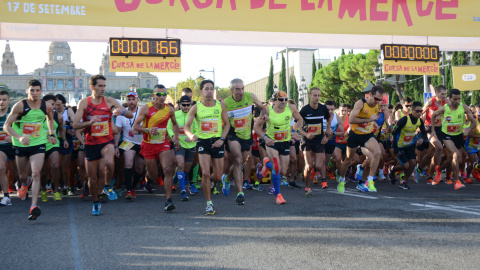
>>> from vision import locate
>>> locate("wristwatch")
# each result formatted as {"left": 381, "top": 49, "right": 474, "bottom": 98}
{"left": 145, "top": 128, "right": 149, "bottom": 133}
{"left": 220, "top": 137, "right": 225, "bottom": 141}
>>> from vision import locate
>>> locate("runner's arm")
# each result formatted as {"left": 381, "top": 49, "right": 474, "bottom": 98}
{"left": 3, "top": 102, "right": 23, "bottom": 140}
{"left": 348, "top": 100, "right": 374, "bottom": 124}
{"left": 108, "top": 97, "right": 133, "bottom": 118}
{"left": 335, "top": 115, "right": 344, "bottom": 137}
{"left": 391, "top": 116, "right": 407, "bottom": 137}
{"left": 72, "top": 99, "right": 94, "bottom": 129}
{"left": 421, "top": 98, "right": 432, "bottom": 117}
{"left": 465, "top": 103, "right": 476, "bottom": 132}
{"left": 168, "top": 106, "right": 180, "bottom": 141}
{"left": 184, "top": 104, "right": 197, "bottom": 141}
{"left": 220, "top": 101, "right": 230, "bottom": 139}
{"left": 45, "top": 103, "right": 56, "bottom": 137}
{"left": 419, "top": 119, "right": 427, "bottom": 141}
{"left": 133, "top": 104, "right": 149, "bottom": 133}
{"left": 166, "top": 118, "right": 174, "bottom": 138}
{"left": 75, "top": 129, "right": 85, "bottom": 145}
{"left": 430, "top": 106, "right": 445, "bottom": 132}
{"left": 251, "top": 93, "right": 268, "bottom": 117}
{"left": 290, "top": 103, "right": 303, "bottom": 134}
{"left": 57, "top": 113, "right": 66, "bottom": 140}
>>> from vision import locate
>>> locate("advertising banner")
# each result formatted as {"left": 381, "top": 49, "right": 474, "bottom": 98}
{"left": 383, "top": 60, "right": 440, "bottom": 75}
{"left": 452, "top": 66, "right": 480, "bottom": 91}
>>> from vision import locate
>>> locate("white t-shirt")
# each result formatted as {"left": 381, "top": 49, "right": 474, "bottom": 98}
{"left": 115, "top": 108, "right": 143, "bottom": 145}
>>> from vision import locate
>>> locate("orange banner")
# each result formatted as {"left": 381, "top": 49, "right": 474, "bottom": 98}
{"left": 110, "top": 56, "right": 181, "bottom": 72}
{"left": 0, "top": 0, "right": 479, "bottom": 37}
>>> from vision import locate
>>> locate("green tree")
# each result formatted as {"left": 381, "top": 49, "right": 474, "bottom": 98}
{"left": 311, "top": 53, "right": 317, "bottom": 83}
{"left": 403, "top": 75, "right": 424, "bottom": 104}
{"left": 278, "top": 54, "right": 287, "bottom": 92}
{"left": 265, "top": 57, "right": 274, "bottom": 101}
{"left": 471, "top": 52, "right": 480, "bottom": 105}
{"left": 176, "top": 77, "right": 201, "bottom": 101}
{"left": 289, "top": 73, "right": 298, "bottom": 104}
{"left": 105, "top": 91, "right": 123, "bottom": 100}
{"left": 452, "top": 51, "right": 471, "bottom": 104}
{"left": 216, "top": 87, "right": 231, "bottom": 100}
{"left": 341, "top": 49, "right": 345, "bottom": 55}
{"left": 318, "top": 62, "right": 322, "bottom": 70}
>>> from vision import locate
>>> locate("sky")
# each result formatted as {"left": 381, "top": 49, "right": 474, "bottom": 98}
{"left": 0, "top": 40, "right": 353, "bottom": 88}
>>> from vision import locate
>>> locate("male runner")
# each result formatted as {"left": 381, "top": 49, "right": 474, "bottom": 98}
{"left": 73, "top": 75, "right": 133, "bottom": 216}
{"left": 0, "top": 91, "right": 14, "bottom": 206}
{"left": 184, "top": 80, "right": 230, "bottom": 215}
{"left": 134, "top": 84, "right": 180, "bottom": 211}
{"left": 389, "top": 101, "right": 427, "bottom": 190}
{"left": 395, "top": 97, "right": 412, "bottom": 121}
{"left": 336, "top": 86, "right": 385, "bottom": 193}
{"left": 324, "top": 100, "right": 343, "bottom": 186}
{"left": 254, "top": 91, "right": 303, "bottom": 204}
{"left": 4, "top": 79, "right": 57, "bottom": 220}
{"left": 167, "top": 95, "right": 197, "bottom": 201}
{"left": 299, "top": 88, "right": 331, "bottom": 197}
{"left": 114, "top": 91, "right": 144, "bottom": 201}
{"left": 223, "top": 78, "right": 267, "bottom": 205}
{"left": 431, "top": 89, "right": 475, "bottom": 189}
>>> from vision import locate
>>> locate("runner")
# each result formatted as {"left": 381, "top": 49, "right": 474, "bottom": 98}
{"left": 184, "top": 79, "right": 230, "bottom": 215}
{"left": 0, "top": 91, "right": 14, "bottom": 206}
{"left": 4, "top": 79, "right": 57, "bottom": 220}
{"left": 133, "top": 84, "right": 180, "bottom": 211}
{"left": 72, "top": 75, "right": 133, "bottom": 216}
{"left": 114, "top": 91, "right": 144, "bottom": 201}
{"left": 167, "top": 95, "right": 197, "bottom": 202}
{"left": 333, "top": 104, "right": 349, "bottom": 179}
{"left": 253, "top": 91, "right": 303, "bottom": 204}
{"left": 223, "top": 78, "right": 268, "bottom": 205}
{"left": 336, "top": 86, "right": 385, "bottom": 193}
{"left": 395, "top": 97, "right": 412, "bottom": 121}
{"left": 324, "top": 100, "right": 343, "bottom": 187}
{"left": 298, "top": 88, "right": 331, "bottom": 197}
{"left": 431, "top": 89, "right": 475, "bottom": 189}
{"left": 389, "top": 101, "right": 427, "bottom": 190}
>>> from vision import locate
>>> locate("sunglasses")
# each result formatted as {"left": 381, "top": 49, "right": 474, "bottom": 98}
{"left": 414, "top": 109, "right": 422, "bottom": 113}
{"left": 277, "top": 98, "right": 288, "bottom": 102}
{"left": 155, "top": 92, "right": 167, "bottom": 97}
{"left": 181, "top": 103, "right": 191, "bottom": 107}
{"left": 374, "top": 97, "right": 383, "bottom": 101}
{"left": 405, "top": 105, "right": 412, "bottom": 108}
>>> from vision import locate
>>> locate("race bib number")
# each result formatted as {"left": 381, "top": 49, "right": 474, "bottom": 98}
{"left": 337, "top": 135, "right": 347, "bottom": 143}
{"left": 0, "top": 131, "right": 7, "bottom": 143}
{"left": 92, "top": 121, "right": 109, "bottom": 137}
{"left": 234, "top": 116, "right": 250, "bottom": 131}
{"left": 22, "top": 123, "right": 42, "bottom": 137}
{"left": 307, "top": 124, "right": 322, "bottom": 136}
{"left": 73, "top": 140, "right": 81, "bottom": 150}
{"left": 356, "top": 122, "right": 373, "bottom": 133}
{"left": 474, "top": 138, "right": 480, "bottom": 147}
{"left": 201, "top": 119, "right": 219, "bottom": 134}
{"left": 274, "top": 130, "right": 288, "bottom": 142}
{"left": 446, "top": 123, "right": 461, "bottom": 134}
{"left": 179, "top": 126, "right": 185, "bottom": 136}
{"left": 434, "top": 118, "right": 442, "bottom": 126}
{"left": 150, "top": 128, "right": 166, "bottom": 144}
{"left": 119, "top": 140, "right": 134, "bottom": 151}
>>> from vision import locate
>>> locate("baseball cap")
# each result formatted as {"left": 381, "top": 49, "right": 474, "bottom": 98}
{"left": 127, "top": 91, "right": 137, "bottom": 97}
{"left": 179, "top": 95, "right": 192, "bottom": 103}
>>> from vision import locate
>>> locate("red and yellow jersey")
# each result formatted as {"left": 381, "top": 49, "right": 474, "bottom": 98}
{"left": 351, "top": 99, "right": 379, "bottom": 135}
{"left": 143, "top": 102, "right": 171, "bottom": 144}
{"left": 83, "top": 97, "right": 113, "bottom": 145}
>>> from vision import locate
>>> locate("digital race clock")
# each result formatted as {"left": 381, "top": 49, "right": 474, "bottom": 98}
{"left": 109, "top": 38, "right": 181, "bottom": 57}
{"left": 381, "top": 44, "right": 439, "bottom": 62}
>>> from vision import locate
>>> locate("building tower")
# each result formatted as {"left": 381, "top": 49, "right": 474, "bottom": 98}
{"left": 1, "top": 41, "right": 19, "bottom": 75}
{"left": 48, "top": 41, "right": 72, "bottom": 65}
{"left": 99, "top": 46, "right": 115, "bottom": 76}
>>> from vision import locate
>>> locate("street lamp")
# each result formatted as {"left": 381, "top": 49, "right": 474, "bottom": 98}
{"left": 299, "top": 76, "right": 306, "bottom": 106}
{"left": 274, "top": 84, "right": 278, "bottom": 92}
{"left": 130, "top": 82, "right": 137, "bottom": 92}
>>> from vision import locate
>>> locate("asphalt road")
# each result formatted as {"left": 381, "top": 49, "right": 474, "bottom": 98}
{"left": 3, "top": 176, "right": 480, "bottom": 270}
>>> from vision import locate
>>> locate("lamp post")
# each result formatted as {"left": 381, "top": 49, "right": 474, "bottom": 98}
{"left": 440, "top": 51, "right": 453, "bottom": 86}
{"left": 299, "top": 76, "right": 306, "bottom": 107}
{"left": 130, "top": 82, "right": 137, "bottom": 93}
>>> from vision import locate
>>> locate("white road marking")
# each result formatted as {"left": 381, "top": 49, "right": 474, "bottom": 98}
{"left": 411, "top": 203, "right": 480, "bottom": 216}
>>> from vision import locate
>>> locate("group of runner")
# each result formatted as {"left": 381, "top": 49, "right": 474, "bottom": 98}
{"left": 0, "top": 76, "right": 477, "bottom": 218}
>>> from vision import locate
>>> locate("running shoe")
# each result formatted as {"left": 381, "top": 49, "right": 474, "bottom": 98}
{"left": 256, "top": 163, "right": 263, "bottom": 180}
{"left": 465, "top": 178, "right": 473, "bottom": 184}
{"left": 336, "top": 173, "right": 340, "bottom": 183}
{"left": 213, "top": 187, "right": 220, "bottom": 195}
{"left": 8, "top": 186, "right": 13, "bottom": 194}
{"left": 355, "top": 165, "right": 364, "bottom": 181}
{"left": 310, "top": 169, "right": 316, "bottom": 181}
{"left": 236, "top": 193, "right": 245, "bottom": 205}
{"left": 337, "top": 182, "right": 345, "bottom": 194}
{"left": 92, "top": 202, "right": 101, "bottom": 216}
{"left": 189, "top": 183, "right": 199, "bottom": 195}
{"left": 144, "top": 181, "right": 154, "bottom": 193}
{"left": 261, "top": 157, "right": 271, "bottom": 178}
{"left": 180, "top": 190, "right": 189, "bottom": 201}
{"left": 81, "top": 188, "right": 89, "bottom": 199}
{"left": 433, "top": 165, "right": 442, "bottom": 184}
{"left": 41, "top": 191, "right": 48, "bottom": 203}
{"left": 76, "top": 180, "right": 83, "bottom": 191}
{"left": 62, "top": 188, "right": 68, "bottom": 198}
{"left": 379, "top": 169, "right": 386, "bottom": 181}
{"left": 205, "top": 204, "right": 215, "bottom": 215}
{"left": 171, "top": 185, "right": 177, "bottom": 193}
{"left": 444, "top": 178, "right": 453, "bottom": 185}
{"left": 365, "top": 180, "right": 377, "bottom": 192}
{"left": 461, "top": 171, "right": 467, "bottom": 179}
{"left": 268, "top": 186, "right": 275, "bottom": 195}
{"left": 326, "top": 169, "right": 336, "bottom": 180}
{"left": 305, "top": 188, "right": 312, "bottom": 197}
{"left": 132, "top": 189, "right": 136, "bottom": 198}
{"left": 281, "top": 176, "right": 289, "bottom": 186}
{"left": 312, "top": 178, "right": 319, "bottom": 185}
{"left": 157, "top": 176, "right": 164, "bottom": 186}
{"left": 414, "top": 167, "right": 420, "bottom": 183}
{"left": 321, "top": 181, "right": 328, "bottom": 189}
{"left": 18, "top": 180, "right": 30, "bottom": 200}
{"left": 0, "top": 196, "right": 12, "bottom": 206}
{"left": 427, "top": 177, "right": 433, "bottom": 184}
{"left": 252, "top": 184, "right": 264, "bottom": 191}
{"left": 275, "top": 193, "right": 286, "bottom": 204}
{"left": 356, "top": 182, "right": 369, "bottom": 192}
{"left": 125, "top": 190, "right": 134, "bottom": 201}
{"left": 288, "top": 181, "right": 301, "bottom": 189}
{"left": 454, "top": 180, "right": 465, "bottom": 190}
{"left": 389, "top": 168, "right": 396, "bottom": 185}
{"left": 399, "top": 182, "right": 410, "bottom": 190}
{"left": 221, "top": 174, "right": 230, "bottom": 196}
{"left": 115, "top": 188, "right": 122, "bottom": 197}
{"left": 28, "top": 205, "right": 41, "bottom": 220}
{"left": 103, "top": 187, "right": 118, "bottom": 200}
{"left": 53, "top": 191, "right": 62, "bottom": 201}
{"left": 243, "top": 180, "right": 253, "bottom": 190}
{"left": 473, "top": 163, "right": 480, "bottom": 181}
{"left": 68, "top": 187, "right": 75, "bottom": 196}
{"left": 164, "top": 199, "right": 175, "bottom": 211}
{"left": 46, "top": 180, "right": 52, "bottom": 193}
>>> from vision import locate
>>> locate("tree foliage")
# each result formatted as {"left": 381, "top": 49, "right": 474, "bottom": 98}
{"left": 311, "top": 53, "right": 317, "bottom": 83}
{"left": 471, "top": 52, "right": 480, "bottom": 105}
{"left": 265, "top": 57, "right": 274, "bottom": 101}
{"left": 176, "top": 77, "right": 203, "bottom": 101}
{"left": 289, "top": 73, "right": 298, "bottom": 104}
{"left": 278, "top": 53, "right": 287, "bottom": 92}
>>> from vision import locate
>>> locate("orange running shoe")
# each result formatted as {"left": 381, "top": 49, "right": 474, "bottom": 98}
{"left": 465, "top": 178, "right": 473, "bottom": 184}
{"left": 473, "top": 164, "right": 480, "bottom": 181}
{"left": 321, "top": 181, "right": 328, "bottom": 189}
{"left": 276, "top": 193, "right": 286, "bottom": 204}
{"left": 454, "top": 180, "right": 465, "bottom": 190}
{"left": 261, "top": 157, "right": 271, "bottom": 178}
{"left": 157, "top": 176, "right": 164, "bottom": 186}
{"left": 310, "top": 168, "right": 315, "bottom": 180}
{"left": 18, "top": 185, "right": 28, "bottom": 200}
{"left": 433, "top": 165, "right": 441, "bottom": 185}
{"left": 444, "top": 179, "right": 453, "bottom": 185}
{"left": 28, "top": 205, "right": 41, "bottom": 220}
{"left": 427, "top": 177, "right": 433, "bottom": 184}
{"left": 326, "top": 170, "right": 335, "bottom": 180}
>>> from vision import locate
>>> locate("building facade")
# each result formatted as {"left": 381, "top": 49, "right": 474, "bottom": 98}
{"left": 0, "top": 41, "right": 158, "bottom": 105}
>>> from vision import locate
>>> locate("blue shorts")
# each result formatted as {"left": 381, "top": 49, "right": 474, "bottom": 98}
{"left": 465, "top": 146, "right": 479, "bottom": 155}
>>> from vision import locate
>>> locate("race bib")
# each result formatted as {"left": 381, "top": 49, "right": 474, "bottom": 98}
{"left": 73, "top": 140, "right": 81, "bottom": 151}
{"left": 356, "top": 122, "right": 373, "bottom": 133}
{"left": 434, "top": 118, "right": 442, "bottom": 126}
{"left": 179, "top": 126, "right": 185, "bottom": 136}
{"left": 273, "top": 130, "right": 288, "bottom": 142}
{"left": 307, "top": 124, "right": 322, "bottom": 136}
{"left": 92, "top": 121, "right": 109, "bottom": 137}
{"left": 119, "top": 140, "right": 134, "bottom": 151}
{"left": 22, "top": 123, "right": 42, "bottom": 137}
{"left": 474, "top": 138, "right": 480, "bottom": 147}
{"left": 337, "top": 135, "right": 347, "bottom": 143}
{"left": 201, "top": 119, "right": 219, "bottom": 134}
{"left": 446, "top": 123, "right": 461, "bottom": 134}
{"left": 234, "top": 116, "right": 250, "bottom": 131}
{"left": 0, "top": 131, "right": 7, "bottom": 143}
{"left": 150, "top": 128, "right": 166, "bottom": 144}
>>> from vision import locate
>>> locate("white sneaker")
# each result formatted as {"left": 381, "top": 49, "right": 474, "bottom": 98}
{"left": 0, "top": 196, "right": 12, "bottom": 206}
